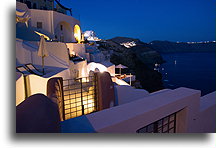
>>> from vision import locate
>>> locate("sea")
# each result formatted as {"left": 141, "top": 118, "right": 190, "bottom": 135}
{"left": 160, "top": 52, "right": 216, "bottom": 96}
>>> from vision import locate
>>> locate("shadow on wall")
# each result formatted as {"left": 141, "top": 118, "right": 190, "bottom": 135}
{"left": 16, "top": 23, "right": 41, "bottom": 41}
{"left": 16, "top": 94, "right": 61, "bottom": 133}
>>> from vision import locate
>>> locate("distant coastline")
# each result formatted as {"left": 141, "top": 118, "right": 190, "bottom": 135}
{"left": 100, "top": 37, "right": 215, "bottom": 93}
{"left": 148, "top": 40, "right": 216, "bottom": 53}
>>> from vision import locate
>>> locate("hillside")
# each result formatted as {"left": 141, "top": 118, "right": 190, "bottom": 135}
{"left": 98, "top": 37, "right": 164, "bottom": 92}
{"left": 105, "top": 37, "right": 164, "bottom": 66}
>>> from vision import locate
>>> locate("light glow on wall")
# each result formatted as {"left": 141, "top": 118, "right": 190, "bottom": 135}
{"left": 87, "top": 62, "right": 108, "bottom": 74}
{"left": 34, "top": 31, "right": 51, "bottom": 41}
{"left": 64, "top": 86, "right": 96, "bottom": 120}
{"left": 74, "top": 24, "right": 81, "bottom": 43}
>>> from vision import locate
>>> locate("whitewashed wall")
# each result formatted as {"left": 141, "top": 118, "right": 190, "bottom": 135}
{"left": 191, "top": 92, "right": 216, "bottom": 133}
{"left": 53, "top": 11, "right": 80, "bottom": 42}
{"left": 16, "top": 72, "right": 26, "bottom": 106}
{"left": 16, "top": 39, "right": 72, "bottom": 105}
{"left": 66, "top": 43, "right": 87, "bottom": 59}
{"left": 30, "top": 9, "right": 53, "bottom": 34}
{"left": 25, "top": 5, "right": 80, "bottom": 42}
{"left": 16, "top": 39, "right": 70, "bottom": 68}
{"left": 85, "top": 88, "right": 202, "bottom": 133}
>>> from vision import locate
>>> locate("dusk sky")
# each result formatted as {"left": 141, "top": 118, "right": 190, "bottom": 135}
{"left": 61, "top": 0, "right": 215, "bottom": 43}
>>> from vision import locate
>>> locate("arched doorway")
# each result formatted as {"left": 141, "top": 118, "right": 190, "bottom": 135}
{"left": 33, "top": 3, "right": 37, "bottom": 9}
{"left": 74, "top": 24, "right": 81, "bottom": 43}
{"left": 55, "top": 21, "right": 73, "bottom": 42}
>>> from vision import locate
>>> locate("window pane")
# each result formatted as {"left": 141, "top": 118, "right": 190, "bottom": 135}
{"left": 37, "top": 22, "right": 42, "bottom": 29}
{"left": 136, "top": 112, "right": 177, "bottom": 133}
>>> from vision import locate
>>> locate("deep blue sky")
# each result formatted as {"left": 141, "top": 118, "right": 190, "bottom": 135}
{"left": 61, "top": 0, "right": 215, "bottom": 43}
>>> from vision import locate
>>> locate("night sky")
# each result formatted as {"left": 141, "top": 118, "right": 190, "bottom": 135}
{"left": 61, "top": 0, "right": 215, "bottom": 43}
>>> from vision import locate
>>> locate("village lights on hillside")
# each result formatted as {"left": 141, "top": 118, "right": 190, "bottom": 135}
{"left": 184, "top": 41, "right": 215, "bottom": 44}
{"left": 120, "top": 41, "right": 136, "bottom": 48}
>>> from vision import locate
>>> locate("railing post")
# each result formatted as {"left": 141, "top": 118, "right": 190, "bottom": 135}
{"left": 130, "top": 73, "right": 132, "bottom": 86}
{"left": 94, "top": 74, "right": 98, "bottom": 112}
{"left": 174, "top": 113, "right": 177, "bottom": 133}
{"left": 80, "top": 78, "right": 85, "bottom": 115}
{"left": 23, "top": 75, "right": 28, "bottom": 99}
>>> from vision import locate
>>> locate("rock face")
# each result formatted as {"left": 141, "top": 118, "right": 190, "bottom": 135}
{"left": 148, "top": 40, "right": 216, "bottom": 53}
{"left": 98, "top": 37, "right": 164, "bottom": 92}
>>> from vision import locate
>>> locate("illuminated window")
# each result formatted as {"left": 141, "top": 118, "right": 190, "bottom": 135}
{"left": 37, "top": 22, "right": 43, "bottom": 29}
{"left": 136, "top": 112, "right": 177, "bottom": 133}
{"left": 62, "top": 76, "right": 97, "bottom": 120}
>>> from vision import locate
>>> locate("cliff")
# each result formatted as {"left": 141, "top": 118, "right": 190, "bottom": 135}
{"left": 97, "top": 37, "right": 215, "bottom": 93}
{"left": 105, "top": 37, "right": 164, "bottom": 66}
{"left": 98, "top": 37, "right": 164, "bottom": 92}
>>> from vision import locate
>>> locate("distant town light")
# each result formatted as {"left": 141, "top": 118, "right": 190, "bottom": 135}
{"left": 120, "top": 41, "right": 136, "bottom": 48}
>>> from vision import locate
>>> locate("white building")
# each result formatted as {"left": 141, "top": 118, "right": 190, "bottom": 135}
{"left": 16, "top": 1, "right": 115, "bottom": 105}
{"left": 16, "top": 1, "right": 81, "bottom": 43}
{"left": 16, "top": 1, "right": 215, "bottom": 133}
{"left": 84, "top": 30, "right": 101, "bottom": 41}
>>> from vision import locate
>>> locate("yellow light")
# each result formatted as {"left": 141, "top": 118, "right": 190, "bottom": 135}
{"left": 64, "top": 85, "right": 96, "bottom": 120}
{"left": 74, "top": 24, "right": 81, "bottom": 43}
{"left": 82, "top": 95, "right": 95, "bottom": 114}
{"left": 34, "top": 31, "right": 50, "bottom": 41}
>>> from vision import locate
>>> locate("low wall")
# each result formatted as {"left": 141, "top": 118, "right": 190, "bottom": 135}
{"left": 112, "top": 77, "right": 130, "bottom": 86}
{"left": 16, "top": 72, "right": 26, "bottom": 106}
{"left": 66, "top": 43, "right": 87, "bottom": 59}
{"left": 16, "top": 39, "right": 70, "bottom": 68}
{"left": 16, "top": 69, "right": 70, "bottom": 106}
{"left": 86, "top": 87, "right": 201, "bottom": 133}
{"left": 191, "top": 92, "right": 216, "bottom": 133}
